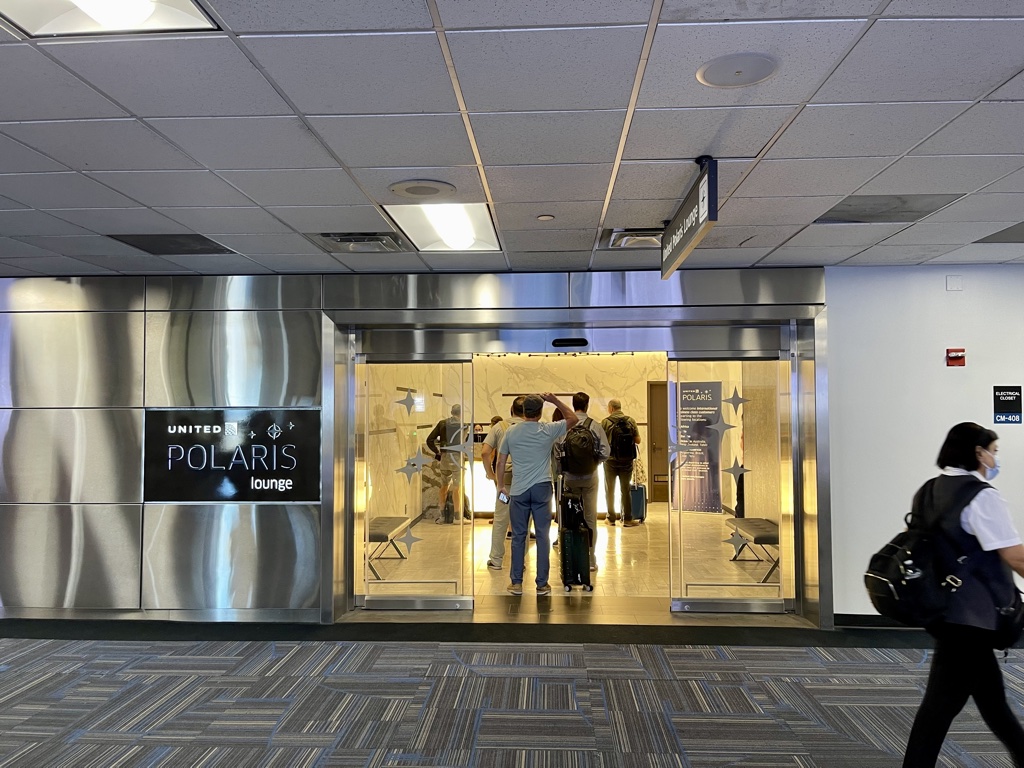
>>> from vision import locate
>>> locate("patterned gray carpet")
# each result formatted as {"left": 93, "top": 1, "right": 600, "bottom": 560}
{"left": 0, "top": 639, "right": 1020, "bottom": 767}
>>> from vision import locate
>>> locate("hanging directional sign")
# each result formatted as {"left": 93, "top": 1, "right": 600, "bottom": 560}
{"left": 662, "top": 156, "right": 719, "bottom": 279}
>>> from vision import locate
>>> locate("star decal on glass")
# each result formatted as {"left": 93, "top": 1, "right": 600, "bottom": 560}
{"left": 705, "top": 416, "right": 735, "bottom": 440}
{"left": 442, "top": 437, "right": 475, "bottom": 460}
{"left": 395, "top": 390, "right": 417, "bottom": 415}
{"left": 395, "top": 459, "right": 419, "bottom": 481}
{"left": 396, "top": 525, "right": 423, "bottom": 554}
{"left": 724, "top": 530, "right": 748, "bottom": 558}
{"left": 723, "top": 387, "right": 750, "bottom": 413}
{"left": 408, "top": 452, "right": 433, "bottom": 471}
{"left": 722, "top": 458, "right": 750, "bottom": 482}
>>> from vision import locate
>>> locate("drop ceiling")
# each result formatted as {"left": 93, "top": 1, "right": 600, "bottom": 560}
{"left": 0, "top": 0, "right": 1022, "bottom": 276}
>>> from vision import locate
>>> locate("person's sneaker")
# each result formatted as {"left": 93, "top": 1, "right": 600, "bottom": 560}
{"left": 590, "top": 563, "right": 598, "bottom": 572}
{"left": 507, "top": 582, "right": 523, "bottom": 596}
{"left": 606, "top": 517, "right": 616, "bottom": 525}
{"left": 487, "top": 560, "right": 502, "bottom": 571}
{"left": 536, "top": 583, "right": 551, "bottom": 596}
{"left": 622, "top": 519, "right": 640, "bottom": 527}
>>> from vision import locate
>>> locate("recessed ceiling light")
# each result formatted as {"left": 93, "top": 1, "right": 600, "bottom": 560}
{"left": 0, "top": 0, "right": 214, "bottom": 37}
{"left": 696, "top": 53, "right": 778, "bottom": 88}
{"left": 536, "top": 214, "right": 556, "bottom": 221}
{"left": 388, "top": 179, "right": 457, "bottom": 200}
{"left": 384, "top": 203, "right": 500, "bottom": 251}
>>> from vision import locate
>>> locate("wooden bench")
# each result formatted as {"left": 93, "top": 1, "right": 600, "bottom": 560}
{"left": 725, "top": 518, "right": 780, "bottom": 583}
{"left": 367, "top": 516, "right": 413, "bottom": 580}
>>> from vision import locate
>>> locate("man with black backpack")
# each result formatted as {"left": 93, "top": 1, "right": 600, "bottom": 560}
{"left": 560, "top": 392, "right": 610, "bottom": 571}
{"left": 426, "top": 404, "right": 470, "bottom": 523}
{"left": 602, "top": 399, "right": 641, "bottom": 526}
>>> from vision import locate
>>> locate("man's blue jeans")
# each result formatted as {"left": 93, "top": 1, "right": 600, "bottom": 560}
{"left": 509, "top": 481, "right": 552, "bottom": 587}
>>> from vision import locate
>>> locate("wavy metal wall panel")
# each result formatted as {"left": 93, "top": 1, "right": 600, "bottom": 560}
{"left": 0, "top": 312, "right": 143, "bottom": 407}
{"left": 0, "top": 505, "right": 141, "bottom": 609}
{"left": 0, "top": 277, "right": 144, "bottom": 312}
{"left": 0, "top": 409, "right": 142, "bottom": 503}
{"left": 324, "top": 273, "right": 569, "bottom": 310}
{"left": 145, "top": 311, "right": 322, "bottom": 407}
{"left": 146, "top": 275, "right": 322, "bottom": 311}
{"left": 142, "top": 504, "right": 320, "bottom": 610}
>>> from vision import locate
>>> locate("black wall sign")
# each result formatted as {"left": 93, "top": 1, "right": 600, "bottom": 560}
{"left": 144, "top": 409, "right": 322, "bottom": 503}
{"left": 662, "top": 156, "right": 718, "bottom": 279}
{"left": 994, "top": 386, "right": 1022, "bottom": 425}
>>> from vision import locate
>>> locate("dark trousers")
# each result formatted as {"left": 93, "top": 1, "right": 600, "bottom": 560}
{"left": 904, "top": 623, "right": 1024, "bottom": 767}
{"left": 603, "top": 462, "right": 633, "bottom": 522}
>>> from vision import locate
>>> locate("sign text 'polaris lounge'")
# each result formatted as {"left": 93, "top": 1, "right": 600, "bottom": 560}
{"left": 144, "top": 409, "right": 321, "bottom": 503}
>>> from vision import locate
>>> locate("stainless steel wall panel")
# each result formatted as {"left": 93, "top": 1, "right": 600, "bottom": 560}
{"left": 146, "top": 276, "right": 322, "bottom": 311}
{"left": 145, "top": 311, "right": 322, "bottom": 407}
{"left": 0, "top": 277, "right": 144, "bottom": 312}
{"left": 0, "top": 505, "right": 142, "bottom": 609}
{"left": 0, "top": 312, "right": 143, "bottom": 407}
{"left": 142, "top": 504, "right": 320, "bottom": 610}
{"left": 569, "top": 270, "right": 826, "bottom": 308}
{"left": 0, "top": 409, "right": 142, "bottom": 503}
{"left": 324, "top": 273, "right": 569, "bottom": 311}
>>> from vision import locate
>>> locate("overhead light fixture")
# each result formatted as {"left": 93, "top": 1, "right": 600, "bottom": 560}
{"left": 384, "top": 203, "right": 500, "bottom": 252}
{"left": 697, "top": 52, "right": 778, "bottom": 88}
{"left": 0, "top": 0, "right": 215, "bottom": 37}
{"left": 536, "top": 214, "right": 556, "bottom": 222}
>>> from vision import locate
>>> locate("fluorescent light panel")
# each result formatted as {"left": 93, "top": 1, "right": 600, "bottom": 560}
{"left": 0, "top": 0, "right": 213, "bottom": 36}
{"left": 384, "top": 203, "right": 500, "bottom": 252}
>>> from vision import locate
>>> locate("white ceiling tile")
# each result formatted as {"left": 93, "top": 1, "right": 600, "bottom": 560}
{"left": 842, "top": 243, "right": 958, "bottom": 265}
{"left": 785, "top": 223, "right": 908, "bottom": 246}
{"left": 856, "top": 155, "right": 1024, "bottom": 196}
{"left": 418, "top": 252, "right": 509, "bottom": 272}
{"left": 767, "top": 103, "right": 967, "bottom": 159}
{"left": 351, "top": 167, "right": 485, "bottom": 205}
{"left": 437, "top": 0, "right": 653, "bottom": 27}
{"left": 507, "top": 251, "right": 592, "bottom": 271}
{"left": 503, "top": 230, "right": 595, "bottom": 252}
{"left": 989, "top": 70, "right": 1024, "bottom": 101}
{"left": 614, "top": 160, "right": 753, "bottom": 200}
{"left": 148, "top": 117, "right": 337, "bottom": 170}
{"left": 486, "top": 165, "right": 612, "bottom": 204}
{"left": 927, "top": 243, "right": 1024, "bottom": 263}
{"left": 0, "top": 238, "right": 59, "bottom": 258}
{"left": 72, "top": 254, "right": 196, "bottom": 273}
{"left": 46, "top": 208, "right": 191, "bottom": 235}
{"left": 13, "top": 235, "right": 145, "bottom": 256}
{"left": 700, "top": 225, "right": 804, "bottom": 249}
{"left": 335, "top": 253, "right": 430, "bottom": 272}
{"left": 471, "top": 111, "right": 624, "bottom": 166}
{"left": 246, "top": 253, "right": 351, "bottom": 273}
{"left": 0, "top": 211, "right": 94, "bottom": 236}
{"left": 0, "top": 134, "right": 66, "bottom": 173}
{"left": 719, "top": 196, "right": 843, "bottom": 226}
{"left": 605, "top": 199, "right": 678, "bottom": 229}
{"left": 208, "top": 233, "right": 324, "bottom": 255}
{"left": 661, "top": 0, "right": 878, "bottom": 20}
{"left": 43, "top": 36, "right": 290, "bottom": 118}
{"left": 86, "top": 171, "right": 255, "bottom": 207}
{"left": 883, "top": 1, "right": 1024, "bottom": 17}
{"left": 815, "top": 20, "right": 1024, "bottom": 103}
{"left": 310, "top": 114, "right": 474, "bottom": 168}
{"left": 0, "top": 195, "right": 27, "bottom": 210}
{"left": 681, "top": 248, "right": 772, "bottom": 268}
{"left": 241, "top": 33, "right": 457, "bottom": 114}
{"left": 984, "top": 168, "right": 1024, "bottom": 194}
{"left": 1, "top": 256, "right": 113, "bottom": 275}
{"left": 266, "top": 206, "right": 392, "bottom": 233}
{"left": 624, "top": 106, "right": 793, "bottom": 160}
{"left": 0, "top": 45, "right": 124, "bottom": 121}
{"left": 734, "top": 157, "right": 895, "bottom": 198}
{"left": 159, "top": 253, "right": 273, "bottom": 274}
{"left": 208, "top": 0, "right": 434, "bottom": 32}
{"left": 0, "top": 261, "right": 43, "bottom": 276}
{"left": 881, "top": 221, "right": 1015, "bottom": 246}
{"left": 0, "top": 119, "right": 200, "bottom": 171}
{"left": 0, "top": 172, "right": 137, "bottom": 208}
{"left": 759, "top": 245, "right": 865, "bottom": 265}
{"left": 912, "top": 104, "right": 1024, "bottom": 156}
{"left": 925, "top": 193, "right": 1024, "bottom": 223}
{"left": 219, "top": 169, "right": 369, "bottom": 207}
{"left": 158, "top": 207, "right": 292, "bottom": 235}
{"left": 449, "top": 27, "right": 645, "bottom": 112}
{"left": 590, "top": 249, "right": 661, "bottom": 270}
{"left": 495, "top": 201, "right": 603, "bottom": 231}
{"left": 639, "top": 21, "right": 864, "bottom": 108}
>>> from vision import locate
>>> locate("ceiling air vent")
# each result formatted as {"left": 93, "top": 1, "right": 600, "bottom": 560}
{"left": 602, "top": 228, "right": 664, "bottom": 249}
{"left": 306, "top": 232, "right": 415, "bottom": 254}
{"left": 109, "top": 234, "right": 236, "bottom": 255}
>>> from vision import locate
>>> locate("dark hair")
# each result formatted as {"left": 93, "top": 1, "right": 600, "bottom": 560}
{"left": 511, "top": 396, "right": 526, "bottom": 418}
{"left": 936, "top": 422, "right": 998, "bottom": 470}
{"left": 572, "top": 391, "right": 589, "bottom": 413}
{"left": 552, "top": 408, "right": 565, "bottom": 422}
{"left": 490, "top": 415, "right": 502, "bottom": 425}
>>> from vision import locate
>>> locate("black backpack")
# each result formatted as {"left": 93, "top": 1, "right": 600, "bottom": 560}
{"left": 864, "top": 478, "right": 987, "bottom": 628}
{"left": 608, "top": 417, "right": 637, "bottom": 461}
{"left": 562, "top": 418, "right": 600, "bottom": 475}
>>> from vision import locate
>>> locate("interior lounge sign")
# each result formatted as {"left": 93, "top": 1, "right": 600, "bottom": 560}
{"left": 144, "top": 409, "right": 321, "bottom": 503}
{"left": 662, "top": 156, "right": 719, "bottom": 279}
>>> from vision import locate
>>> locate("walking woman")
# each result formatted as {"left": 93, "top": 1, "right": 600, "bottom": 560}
{"left": 904, "top": 422, "right": 1024, "bottom": 766}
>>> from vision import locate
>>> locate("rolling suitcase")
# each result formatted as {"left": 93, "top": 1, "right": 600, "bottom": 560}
{"left": 629, "top": 483, "right": 647, "bottom": 523}
{"left": 559, "top": 491, "right": 593, "bottom": 592}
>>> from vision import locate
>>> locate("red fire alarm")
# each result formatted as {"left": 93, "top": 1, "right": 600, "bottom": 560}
{"left": 946, "top": 348, "right": 966, "bottom": 367}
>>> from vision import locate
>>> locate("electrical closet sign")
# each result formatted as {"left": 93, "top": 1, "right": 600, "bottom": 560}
{"left": 143, "top": 409, "right": 321, "bottom": 503}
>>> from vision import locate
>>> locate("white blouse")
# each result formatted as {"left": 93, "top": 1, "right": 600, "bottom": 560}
{"left": 942, "top": 467, "right": 1022, "bottom": 551}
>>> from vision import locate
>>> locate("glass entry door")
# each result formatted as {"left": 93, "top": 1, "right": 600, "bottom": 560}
{"left": 354, "top": 360, "right": 474, "bottom": 609}
{"left": 668, "top": 359, "right": 793, "bottom": 612}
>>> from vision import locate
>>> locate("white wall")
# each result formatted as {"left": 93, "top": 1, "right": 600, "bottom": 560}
{"left": 826, "top": 265, "right": 1024, "bottom": 616}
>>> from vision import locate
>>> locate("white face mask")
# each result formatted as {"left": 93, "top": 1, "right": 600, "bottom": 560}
{"left": 982, "top": 448, "right": 1001, "bottom": 480}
